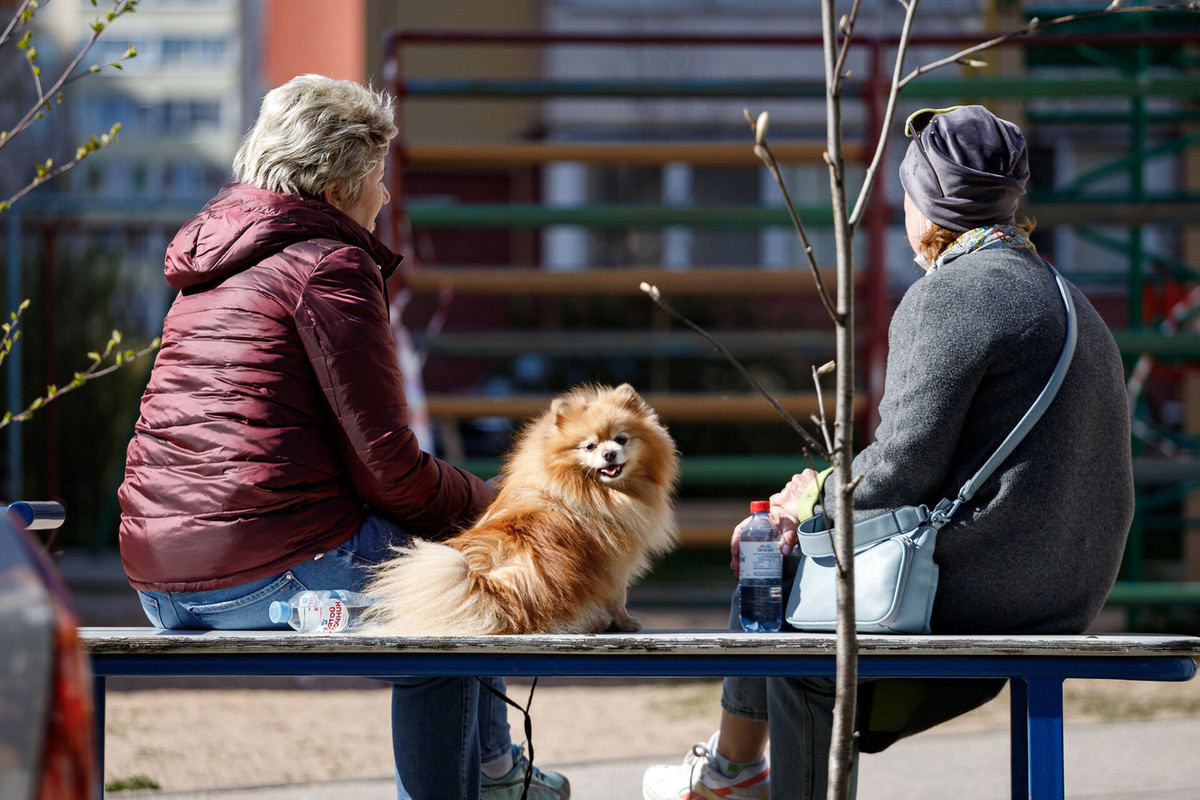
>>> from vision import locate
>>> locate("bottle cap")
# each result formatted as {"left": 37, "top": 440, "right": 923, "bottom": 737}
{"left": 268, "top": 601, "right": 289, "bottom": 624}
{"left": 750, "top": 500, "right": 770, "bottom": 513}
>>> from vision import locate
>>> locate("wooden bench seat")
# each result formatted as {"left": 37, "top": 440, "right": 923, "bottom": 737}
{"left": 82, "top": 628, "right": 1200, "bottom": 800}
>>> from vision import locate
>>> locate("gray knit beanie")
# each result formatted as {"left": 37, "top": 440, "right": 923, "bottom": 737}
{"left": 899, "top": 105, "right": 1029, "bottom": 233}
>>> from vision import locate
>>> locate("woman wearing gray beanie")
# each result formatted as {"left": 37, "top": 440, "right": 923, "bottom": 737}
{"left": 644, "top": 105, "right": 1133, "bottom": 800}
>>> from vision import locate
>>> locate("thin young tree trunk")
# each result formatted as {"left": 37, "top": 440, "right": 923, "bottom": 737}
{"left": 820, "top": 3, "right": 858, "bottom": 798}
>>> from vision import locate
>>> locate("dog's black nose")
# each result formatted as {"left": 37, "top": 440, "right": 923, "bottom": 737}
{"left": 602, "top": 449, "right": 617, "bottom": 462}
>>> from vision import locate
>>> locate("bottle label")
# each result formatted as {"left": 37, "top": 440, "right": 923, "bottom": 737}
{"left": 298, "top": 596, "right": 350, "bottom": 633}
{"left": 740, "top": 541, "right": 782, "bottom": 581}
{"left": 320, "top": 599, "right": 349, "bottom": 633}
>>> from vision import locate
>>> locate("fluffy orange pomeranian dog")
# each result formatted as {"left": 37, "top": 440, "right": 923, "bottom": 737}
{"left": 363, "top": 383, "right": 679, "bottom": 635}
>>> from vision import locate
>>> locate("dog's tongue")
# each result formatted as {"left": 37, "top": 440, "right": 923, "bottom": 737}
{"left": 602, "top": 464, "right": 622, "bottom": 477}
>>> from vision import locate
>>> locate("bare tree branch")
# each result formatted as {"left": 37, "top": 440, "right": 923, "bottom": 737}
{"left": 640, "top": 281, "right": 831, "bottom": 461}
{"left": 744, "top": 110, "right": 840, "bottom": 324}
{"left": 897, "top": 4, "right": 1193, "bottom": 92}
{"left": 848, "top": 0, "right": 921, "bottom": 229}
{"left": 832, "top": 0, "right": 864, "bottom": 83}
{"left": 811, "top": 361, "right": 836, "bottom": 457}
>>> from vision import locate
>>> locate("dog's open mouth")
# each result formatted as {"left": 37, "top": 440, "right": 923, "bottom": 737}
{"left": 599, "top": 464, "right": 624, "bottom": 480}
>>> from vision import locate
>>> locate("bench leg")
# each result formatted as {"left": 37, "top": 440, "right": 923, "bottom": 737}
{"left": 1011, "top": 676, "right": 1066, "bottom": 800}
{"left": 1009, "top": 679, "right": 1028, "bottom": 800}
{"left": 94, "top": 674, "right": 106, "bottom": 800}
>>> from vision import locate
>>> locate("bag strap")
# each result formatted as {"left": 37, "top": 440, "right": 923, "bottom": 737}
{"left": 798, "top": 504, "right": 936, "bottom": 557}
{"left": 928, "top": 260, "right": 1077, "bottom": 528}
{"left": 798, "top": 259, "right": 1077, "bottom": 556}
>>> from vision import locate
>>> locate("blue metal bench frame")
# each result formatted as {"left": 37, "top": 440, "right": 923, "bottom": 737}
{"left": 81, "top": 629, "right": 1200, "bottom": 800}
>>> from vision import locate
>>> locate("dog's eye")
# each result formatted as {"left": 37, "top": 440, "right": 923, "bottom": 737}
{"left": 614, "top": 435, "right": 628, "bottom": 446}
{"left": 583, "top": 443, "right": 597, "bottom": 451}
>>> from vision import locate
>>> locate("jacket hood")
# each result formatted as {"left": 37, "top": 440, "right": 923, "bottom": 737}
{"left": 164, "top": 182, "right": 402, "bottom": 290}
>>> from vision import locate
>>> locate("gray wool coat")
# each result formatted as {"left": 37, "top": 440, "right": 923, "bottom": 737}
{"left": 830, "top": 245, "right": 1134, "bottom": 751}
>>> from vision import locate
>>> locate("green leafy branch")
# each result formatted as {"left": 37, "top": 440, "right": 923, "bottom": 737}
{"left": 0, "top": 123, "right": 122, "bottom": 212}
{"left": 0, "top": 0, "right": 139, "bottom": 213}
{"left": 0, "top": 0, "right": 156, "bottom": 431}
{"left": 1, "top": 326, "right": 160, "bottom": 430}
{"left": 0, "top": 300, "right": 32, "bottom": 370}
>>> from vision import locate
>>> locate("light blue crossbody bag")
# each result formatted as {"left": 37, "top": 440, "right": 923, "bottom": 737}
{"left": 785, "top": 261, "right": 1078, "bottom": 634}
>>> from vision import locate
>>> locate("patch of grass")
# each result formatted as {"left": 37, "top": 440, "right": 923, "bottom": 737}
{"left": 105, "top": 775, "right": 161, "bottom": 792}
{"left": 648, "top": 680, "right": 723, "bottom": 720}
{"left": 1063, "top": 681, "right": 1200, "bottom": 722}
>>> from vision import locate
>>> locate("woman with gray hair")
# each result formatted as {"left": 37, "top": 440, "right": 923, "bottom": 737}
{"left": 645, "top": 105, "right": 1132, "bottom": 799}
{"left": 118, "top": 74, "right": 568, "bottom": 800}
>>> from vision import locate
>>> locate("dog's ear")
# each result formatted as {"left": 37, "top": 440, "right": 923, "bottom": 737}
{"left": 613, "top": 383, "right": 645, "bottom": 410}
{"left": 551, "top": 397, "right": 569, "bottom": 426}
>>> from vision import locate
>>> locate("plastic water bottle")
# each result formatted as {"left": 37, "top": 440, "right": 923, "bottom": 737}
{"left": 738, "top": 500, "right": 783, "bottom": 632}
{"left": 269, "top": 590, "right": 374, "bottom": 633}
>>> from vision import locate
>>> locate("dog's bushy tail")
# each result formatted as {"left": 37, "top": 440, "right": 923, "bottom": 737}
{"left": 362, "top": 541, "right": 504, "bottom": 635}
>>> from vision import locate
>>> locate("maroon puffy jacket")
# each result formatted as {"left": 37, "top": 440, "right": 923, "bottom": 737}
{"left": 118, "top": 182, "right": 493, "bottom": 592}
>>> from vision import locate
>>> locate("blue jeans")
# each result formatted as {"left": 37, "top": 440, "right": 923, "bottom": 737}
{"left": 136, "top": 514, "right": 513, "bottom": 800}
{"left": 721, "top": 675, "right": 859, "bottom": 799}
{"left": 721, "top": 592, "right": 860, "bottom": 799}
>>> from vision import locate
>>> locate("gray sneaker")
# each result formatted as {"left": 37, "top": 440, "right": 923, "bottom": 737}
{"left": 481, "top": 743, "right": 570, "bottom": 799}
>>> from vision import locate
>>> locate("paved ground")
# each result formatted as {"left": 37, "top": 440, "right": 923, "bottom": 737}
{"left": 107, "top": 715, "right": 1200, "bottom": 799}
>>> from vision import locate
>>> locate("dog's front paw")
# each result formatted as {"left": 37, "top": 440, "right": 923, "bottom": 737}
{"left": 607, "top": 614, "right": 642, "bottom": 633}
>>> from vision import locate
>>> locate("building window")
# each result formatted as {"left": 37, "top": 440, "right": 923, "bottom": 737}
{"left": 83, "top": 35, "right": 234, "bottom": 72}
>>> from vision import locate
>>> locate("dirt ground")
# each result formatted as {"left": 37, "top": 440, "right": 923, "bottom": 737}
{"left": 101, "top": 675, "right": 1200, "bottom": 793}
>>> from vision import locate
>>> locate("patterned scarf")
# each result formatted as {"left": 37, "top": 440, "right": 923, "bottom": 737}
{"left": 919, "top": 224, "right": 1036, "bottom": 273}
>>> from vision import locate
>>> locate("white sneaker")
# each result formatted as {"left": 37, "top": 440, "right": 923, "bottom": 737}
{"left": 642, "top": 732, "right": 769, "bottom": 800}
